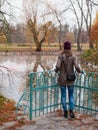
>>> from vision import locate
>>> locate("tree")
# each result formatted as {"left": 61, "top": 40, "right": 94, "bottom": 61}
{"left": 46, "top": 3, "right": 69, "bottom": 50}
{"left": 46, "top": 4, "right": 62, "bottom": 50}
{"left": 2, "top": 22, "right": 13, "bottom": 43}
{"left": 28, "top": 19, "right": 51, "bottom": 51}
{"left": 80, "top": 29, "right": 88, "bottom": 43}
{"left": 91, "top": 13, "right": 98, "bottom": 48}
{"left": 0, "top": 65, "right": 15, "bottom": 91}
{"left": 0, "top": 0, "right": 13, "bottom": 43}
{"left": 24, "top": 24, "right": 34, "bottom": 44}
{"left": 68, "top": 0, "right": 97, "bottom": 49}
{"left": 62, "top": 24, "right": 69, "bottom": 42}
{"left": 11, "top": 24, "right": 26, "bottom": 43}
{"left": 23, "top": 0, "right": 52, "bottom": 51}
{"left": 68, "top": 0, "right": 83, "bottom": 51}
{"left": 45, "top": 25, "right": 58, "bottom": 45}
{"left": 77, "top": 0, "right": 94, "bottom": 49}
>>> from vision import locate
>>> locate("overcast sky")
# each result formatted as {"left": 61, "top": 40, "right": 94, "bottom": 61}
{"left": 6, "top": 0, "right": 98, "bottom": 28}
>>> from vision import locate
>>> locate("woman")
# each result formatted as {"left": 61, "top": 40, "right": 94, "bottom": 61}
{"left": 55, "top": 41, "right": 83, "bottom": 118}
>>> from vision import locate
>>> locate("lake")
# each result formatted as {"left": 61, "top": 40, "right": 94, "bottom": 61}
{"left": 0, "top": 54, "right": 57, "bottom": 102}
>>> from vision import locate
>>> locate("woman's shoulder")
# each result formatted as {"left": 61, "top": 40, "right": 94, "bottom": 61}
{"left": 71, "top": 54, "right": 78, "bottom": 62}
{"left": 58, "top": 50, "right": 65, "bottom": 57}
{"left": 59, "top": 50, "right": 65, "bottom": 55}
{"left": 72, "top": 54, "right": 76, "bottom": 58}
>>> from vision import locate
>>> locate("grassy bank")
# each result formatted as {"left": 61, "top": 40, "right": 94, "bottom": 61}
{"left": 0, "top": 43, "right": 90, "bottom": 52}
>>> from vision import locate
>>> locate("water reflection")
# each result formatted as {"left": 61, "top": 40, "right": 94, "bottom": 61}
{"left": 0, "top": 55, "right": 57, "bottom": 102}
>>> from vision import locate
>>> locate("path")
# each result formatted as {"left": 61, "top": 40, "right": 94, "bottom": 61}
{"left": 0, "top": 111, "right": 98, "bottom": 130}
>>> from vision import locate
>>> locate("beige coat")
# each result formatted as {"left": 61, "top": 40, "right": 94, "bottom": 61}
{"left": 55, "top": 51, "right": 81, "bottom": 86}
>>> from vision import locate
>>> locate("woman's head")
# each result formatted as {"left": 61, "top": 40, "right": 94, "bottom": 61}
{"left": 63, "top": 41, "right": 71, "bottom": 50}
{"left": 63, "top": 41, "right": 72, "bottom": 55}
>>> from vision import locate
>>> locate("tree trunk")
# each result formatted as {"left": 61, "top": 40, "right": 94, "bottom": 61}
{"left": 77, "top": 38, "right": 81, "bottom": 51}
{"left": 36, "top": 42, "right": 41, "bottom": 51}
{"left": 89, "top": 40, "right": 94, "bottom": 49}
{"left": 6, "top": 33, "right": 12, "bottom": 43}
{"left": 58, "top": 23, "right": 62, "bottom": 50}
{"left": 88, "top": 31, "right": 94, "bottom": 49}
{"left": 77, "top": 29, "right": 81, "bottom": 51}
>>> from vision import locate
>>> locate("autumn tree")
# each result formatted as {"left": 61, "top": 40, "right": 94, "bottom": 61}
{"left": 45, "top": 25, "right": 58, "bottom": 45}
{"left": 91, "top": 13, "right": 98, "bottom": 48}
{"left": 23, "top": 0, "right": 52, "bottom": 51}
{"left": 0, "top": 35, "right": 7, "bottom": 43}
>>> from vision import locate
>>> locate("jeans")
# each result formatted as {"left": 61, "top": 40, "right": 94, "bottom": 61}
{"left": 60, "top": 85, "right": 74, "bottom": 111}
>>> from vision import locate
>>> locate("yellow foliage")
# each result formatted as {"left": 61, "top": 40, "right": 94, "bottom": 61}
{"left": 93, "top": 12, "right": 98, "bottom": 25}
{"left": 0, "top": 35, "right": 7, "bottom": 43}
{"left": 91, "top": 12, "right": 98, "bottom": 44}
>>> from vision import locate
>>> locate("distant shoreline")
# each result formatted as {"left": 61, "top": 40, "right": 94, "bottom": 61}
{"left": 0, "top": 49, "right": 83, "bottom": 56}
{"left": 0, "top": 51, "right": 60, "bottom": 56}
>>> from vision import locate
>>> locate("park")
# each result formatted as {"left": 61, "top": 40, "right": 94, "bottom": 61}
{"left": 0, "top": 0, "right": 98, "bottom": 129}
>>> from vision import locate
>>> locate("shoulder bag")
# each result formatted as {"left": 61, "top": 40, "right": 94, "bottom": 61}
{"left": 62, "top": 56, "right": 76, "bottom": 82}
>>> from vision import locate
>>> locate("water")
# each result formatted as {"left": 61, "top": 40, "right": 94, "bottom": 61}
{"left": 0, "top": 55, "right": 57, "bottom": 102}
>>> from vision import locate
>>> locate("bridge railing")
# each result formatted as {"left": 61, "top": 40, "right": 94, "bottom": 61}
{"left": 74, "top": 72, "right": 98, "bottom": 117}
{"left": 16, "top": 71, "right": 98, "bottom": 120}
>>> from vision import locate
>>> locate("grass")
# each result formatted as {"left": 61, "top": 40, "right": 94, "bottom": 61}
{"left": 0, "top": 43, "right": 90, "bottom": 52}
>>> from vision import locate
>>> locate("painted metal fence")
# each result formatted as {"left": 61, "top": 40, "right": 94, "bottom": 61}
{"left": 16, "top": 70, "right": 98, "bottom": 120}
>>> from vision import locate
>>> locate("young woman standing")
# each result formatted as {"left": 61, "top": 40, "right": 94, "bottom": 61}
{"left": 55, "top": 41, "right": 83, "bottom": 118}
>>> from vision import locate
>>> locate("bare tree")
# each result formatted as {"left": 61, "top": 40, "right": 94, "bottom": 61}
{"left": 0, "top": 65, "right": 16, "bottom": 91}
{"left": 76, "top": 0, "right": 94, "bottom": 49}
{"left": 0, "top": 0, "right": 15, "bottom": 43}
{"left": 46, "top": 4, "right": 62, "bottom": 50}
{"left": 68, "top": 0, "right": 97, "bottom": 49}
{"left": 0, "top": 0, "right": 24, "bottom": 43}
{"left": 28, "top": 19, "right": 51, "bottom": 51}
{"left": 23, "top": 0, "right": 52, "bottom": 51}
{"left": 46, "top": 3, "right": 69, "bottom": 50}
{"left": 68, "top": 0, "right": 84, "bottom": 51}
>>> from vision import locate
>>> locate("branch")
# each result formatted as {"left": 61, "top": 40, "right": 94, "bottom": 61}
{"left": 0, "top": 66, "right": 16, "bottom": 86}
{"left": 6, "top": 0, "right": 24, "bottom": 11}
{"left": 90, "top": 0, "right": 98, "bottom": 6}
{"left": 40, "top": 22, "right": 51, "bottom": 44}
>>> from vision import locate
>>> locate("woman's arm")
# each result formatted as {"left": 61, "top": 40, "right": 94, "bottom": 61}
{"left": 54, "top": 55, "right": 62, "bottom": 73}
{"left": 73, "top": 56, "right": 82, "bottom": 73}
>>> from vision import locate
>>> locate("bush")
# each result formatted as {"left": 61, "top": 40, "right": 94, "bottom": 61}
{"left": 0, "top": 94, "right": 7, "bottom": 109}
{"left": 0, "top": 94, "right": 15, "bottom": 110}
{"left": 81, "top": 49, "right": 98, "bottom": 65}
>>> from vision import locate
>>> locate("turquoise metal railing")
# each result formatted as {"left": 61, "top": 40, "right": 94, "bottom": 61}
{"left": 16, "top": 71, "right": 98, "bottom": 120}
{"left": 74, "top": 72, "right": 98, "bottom": 117}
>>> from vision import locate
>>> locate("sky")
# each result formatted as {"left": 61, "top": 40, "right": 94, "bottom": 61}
{"left": 6, "top": 0, "right": 24, "bottom": 25}
{"left": 5, "top": 0, "right": 98, "bottom": 28}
